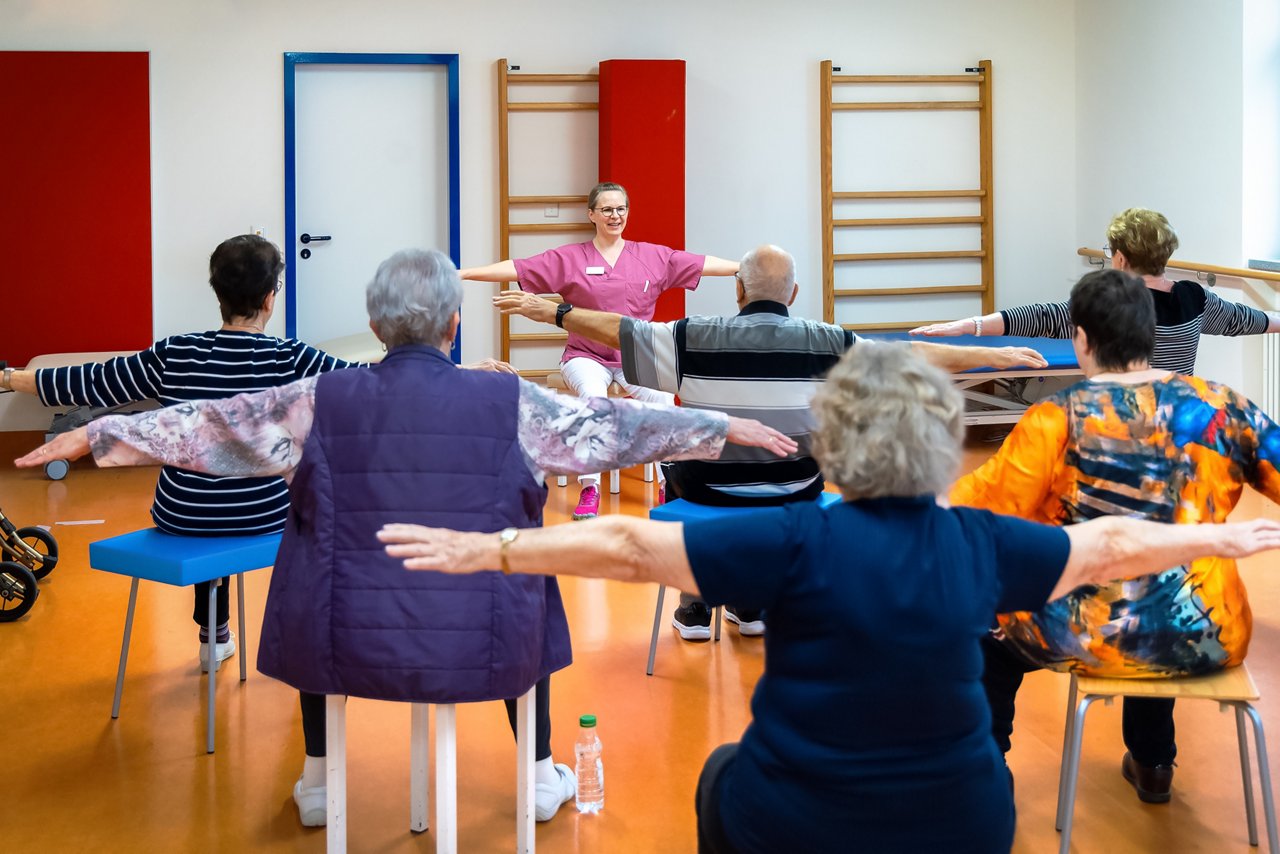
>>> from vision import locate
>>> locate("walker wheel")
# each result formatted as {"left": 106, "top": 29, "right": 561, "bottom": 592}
{"left": 44, "top": 459, "right": 69, "bottom": 481}
{"left": 15, "top": 526, "right": 58, "bottom": 579}
{"left": 0, "top": 561, "right": 38, "bottom": 622}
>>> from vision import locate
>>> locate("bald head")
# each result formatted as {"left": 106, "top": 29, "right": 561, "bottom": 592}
{"left": 737, "top": 245, "right": 797, "bottom": 304}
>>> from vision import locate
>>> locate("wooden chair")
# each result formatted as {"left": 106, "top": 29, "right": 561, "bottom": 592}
{"left": 88, "top": 529, "right": 281, "bottom": 753}
{"left": 324, "top": 686, "right": 536, "bottom": 853}
{"left": 1055, "top": 664, "right": 1278, "bottom": 854}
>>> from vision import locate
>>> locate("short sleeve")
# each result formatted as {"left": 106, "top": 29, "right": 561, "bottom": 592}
{"left": 618, "top": 317, "right": 682, "bottom": 394}
{"left": 663, "top": 249, "right": 706, "bottom": 292}
{"left": 981, "top": 511, "right": 1071, "bottom": 612}
{"left": 682, "top": 505, "right": 802, "bottom": 610}
{"left": 513, "top": 245, "right": 575, "bottom": 296}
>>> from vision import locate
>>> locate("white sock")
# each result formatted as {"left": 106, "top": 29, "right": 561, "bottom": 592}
{"left": 535, "top": 756, "right": 559, "bottom": 786}
{"left": 302, "top": 755, "right": 325, "bottom": 789}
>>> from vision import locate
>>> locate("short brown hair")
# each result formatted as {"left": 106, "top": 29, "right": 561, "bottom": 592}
{"left": 1106, "top": 208, "right": 1178, "bottom": 276}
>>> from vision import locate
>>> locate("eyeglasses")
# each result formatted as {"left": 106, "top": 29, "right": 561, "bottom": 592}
{"left": 274, "top": 278, "right": 284, "bottom": 294}
{"left": 1102, "top": 244, "right": 1113, "bottom": 260}
{"left": 594, "top": 206, "right": 628, "bottom": 217}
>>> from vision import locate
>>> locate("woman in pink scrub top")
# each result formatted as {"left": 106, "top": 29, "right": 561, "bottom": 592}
{"left": 460, "top": 182, "right": 739, "bottom": 520}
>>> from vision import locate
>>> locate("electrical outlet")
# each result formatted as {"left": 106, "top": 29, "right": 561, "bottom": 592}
{"left": 544, "top": 205, "right": 558, "bottom": 218}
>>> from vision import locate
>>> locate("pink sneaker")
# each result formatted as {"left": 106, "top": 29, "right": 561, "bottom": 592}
{"left": 572, "top": 485, "right": 600, "bottom": 520}
{"left": 657, "top": 483, "right": 667, "bottom": 505}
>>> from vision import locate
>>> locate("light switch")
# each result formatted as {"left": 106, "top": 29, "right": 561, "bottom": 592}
{"left": 544, "top": 204, "right": 558, "bottom": 218}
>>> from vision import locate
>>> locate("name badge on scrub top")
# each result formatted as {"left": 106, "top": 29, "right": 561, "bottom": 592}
{"left": 585, "top": 266, "right": 606, "bottom": 275}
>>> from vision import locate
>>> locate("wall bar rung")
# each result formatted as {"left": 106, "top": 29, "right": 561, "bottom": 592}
{"left": 835, "top": 250, "right": 985, "bottom": 262}
{"left": 833, "top": 74, "right": 983, "bottom": 84}
{"left": 833, "top": 189, "right": 985, "bottom": 199}
{"left": 510, "top": 332, "right": 568, "bottom": 342}
{"left": 508, "top": 102, "right": 598, "bottom": 112}
{"left": 507, "top": 223, "right": 594, "bottom": 234}
{"left": 833, "top": 101, "right": 980, "bottom": 111}
{"left": 509, "top": 73, "right": 599, "bottom": 83}
{"left": 834, "top": 216, "right": 984, "bottom": 227}
{"left": 517, "top": 369, "right": 559, "bottom": 378}
{"left": 509, "top": 195, "right": 589, "bottom": 204}
{"left": 842, "top": 321, "right": 941, "bottom": 332}
{"left": 834, "top": 284, "right": 985, "bottom": 298}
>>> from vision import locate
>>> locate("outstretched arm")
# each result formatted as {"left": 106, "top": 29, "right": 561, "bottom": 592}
{"left": 459, "top": 260, "right": 519, "bottom": 282}
{"left": 1056, "top": 517, "right": 1280, "bottom": 601}
{"left": 908, "top": 340, "right": 1047, "bottom": 372}
{"left": 911, "top": 312, "right": 1007, "bottom": 337}
{"left": 493, "top": 290, "right": 623, "bottom": 350}
{"left": 701, "top": 256, "right": 740, "bottom": 277}
{"left": 380, "top": 514, "right": 699, "bottom": 595}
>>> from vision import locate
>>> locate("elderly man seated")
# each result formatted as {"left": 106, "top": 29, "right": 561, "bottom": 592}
{"left": 19, "top": 248, "right": 796, "bottom": 827}
{"left": 494, "top": 244, "right": 1047, "bottom": 639}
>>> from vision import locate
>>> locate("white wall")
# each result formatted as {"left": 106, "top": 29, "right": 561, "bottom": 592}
{"left": 1074, "top": 0, "right": 1258, "bottom": 392}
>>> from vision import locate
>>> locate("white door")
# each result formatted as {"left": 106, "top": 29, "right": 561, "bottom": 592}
{"left": 289, "top": 59, "right": 454, "bottom": 347}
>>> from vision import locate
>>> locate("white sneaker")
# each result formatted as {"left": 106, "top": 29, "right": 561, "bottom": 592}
{"left": 293, "top": 777, "right": 327, "bottom": 827}
{"left": 199, "top": 631, "right": 236, "bottom": 672}
{"left": 535, "top": 763, "right": 576, "bottom": 822}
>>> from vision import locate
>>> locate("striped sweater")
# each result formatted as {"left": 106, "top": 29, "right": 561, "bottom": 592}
{"left": 1000, "top": 280, "right": 1269, "bottom": 375}
{"left": 37, "top": 330, "right": 357, "bottom": 535}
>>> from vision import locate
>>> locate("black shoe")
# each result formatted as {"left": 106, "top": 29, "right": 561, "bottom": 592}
{"left": 1121, "top": 752, "right": 1173, "bottom": 804}
{"left": 672, "top": 602, "right": 712, "bottom": 641}
{"left": 724, "top": 606, "right": 764, "bottom": 636}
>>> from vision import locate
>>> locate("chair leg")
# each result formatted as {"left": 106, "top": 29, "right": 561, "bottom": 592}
{"left": 647, "top": 585, "right": 667, "bottom": 676}
{"left": 1057, "top": 695, "right": 1098, "bottom": 854}
{"left": 609, "top": 469, "right": 620, "bottom": 495}
{"left": 713, "top": 605, "right": 722, "bottom": 642}
{"left": 1243, "top": 703, "right": 1280, "bottom": 854}
{"left": 436, "top": 704, "right": 458, "bottom": 854}
{"left": 206, "top": 579, "right": 218, "bottom": 754}
{"left": 410, "top": 703, "right": 430, "bottom": 833}
{"left": 516, "top": 687, "right": 536, "bottom": 853}
{"left": 1055, "top": 675, "right": 1080, "bottom": 830}
{"left": 1235, "top": 704, "right": 1260, "bottom": 847}
{"left": 557, "top": 474, "right": 567, "bottom": 488}
{"left": 236, "top": 572, "right": 247, "bottom": 682}
{"left": 644, "top": 462, "right": 655, "bottom": 483}
{"left": 111, "top": 578, "right": 140, "bottom": 719}
{"left": 327, "top": 695, "right": 348, "bottom": 854}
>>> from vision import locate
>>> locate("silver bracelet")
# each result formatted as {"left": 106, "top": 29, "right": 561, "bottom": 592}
{"left": 973, "top": 316, "right": 983, "bottom": 337}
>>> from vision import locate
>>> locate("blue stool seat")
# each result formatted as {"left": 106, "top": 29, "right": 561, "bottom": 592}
{"left": 644, "top": 492, "right": 842, "bottom": 675}
{"left": 89, "top": 528, "right": 282, "bottom": 753}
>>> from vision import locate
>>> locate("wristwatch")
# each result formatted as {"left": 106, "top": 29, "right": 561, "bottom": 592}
{"left": 555, "top": 302, "right": 575, "bottom": 328}
{"left": 1, "top": 366, "right": 12, "bottom": 391}
{"left": 498, "top": 527, "right": 519, "bottom": 574}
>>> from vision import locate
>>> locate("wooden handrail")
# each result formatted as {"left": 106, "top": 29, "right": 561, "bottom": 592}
{"left": 1077, "top": 248, "right": 1280, "bottom": 284}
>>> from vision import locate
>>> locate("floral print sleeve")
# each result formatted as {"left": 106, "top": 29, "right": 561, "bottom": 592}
{"left": 516, "top": 379, "right": 728, "bottom": 481}
{"left": 87, "top": 376, "right": 319, "bottom": 482}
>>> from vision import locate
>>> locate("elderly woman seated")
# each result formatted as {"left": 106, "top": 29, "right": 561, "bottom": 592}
{"left": 18, "top": 248, "right": 796, "bottom": 828}
{"left": 950, "top": 268, "right": 1280, "bottom": 804}
{"left": 372, "top": 343, "right": 1280, "bottom": 853}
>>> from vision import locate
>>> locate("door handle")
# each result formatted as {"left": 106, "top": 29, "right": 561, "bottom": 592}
{"left": 300, "top": 233, "right": 331, "bottom": 244}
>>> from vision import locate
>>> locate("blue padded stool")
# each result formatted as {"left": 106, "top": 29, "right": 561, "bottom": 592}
{"left": 646, "top": 492, "right": 842, "bottom": 675}
{"left": 89, "top": 528, "right": 282, "bottom": 753}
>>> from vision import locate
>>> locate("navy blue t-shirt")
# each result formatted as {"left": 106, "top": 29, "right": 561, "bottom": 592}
{"left": 683, "top": 495, "right": 1069, "bottom": 853}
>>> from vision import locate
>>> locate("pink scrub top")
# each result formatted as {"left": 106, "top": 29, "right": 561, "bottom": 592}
{"left": 513, "top": 240, "right": 705, "bottom": 367}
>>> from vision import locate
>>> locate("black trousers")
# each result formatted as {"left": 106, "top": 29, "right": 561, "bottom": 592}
{"left": 981, "top": 633, "right": 1177, "bottom": 766}
{"left": 696, "top": 743, "right": 740, "bottom": 854}
{"left": 192, "top": 578, "right": 231, "bottom": 630}
{"left": 299, "top": 675, "right": 554, "bottom": 762}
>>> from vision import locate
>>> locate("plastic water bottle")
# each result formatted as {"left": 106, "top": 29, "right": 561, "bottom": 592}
{"left": 574, "top": 714, "right": 604, "bottom": 814}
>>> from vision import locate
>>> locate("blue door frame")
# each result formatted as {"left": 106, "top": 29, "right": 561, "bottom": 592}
{"left": 283, "top": 52, "right": 461, "bottom": 361}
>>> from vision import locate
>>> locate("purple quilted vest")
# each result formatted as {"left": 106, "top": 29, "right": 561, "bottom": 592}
{"left": 256, "top": 345, "right": 571, "bottom": 702}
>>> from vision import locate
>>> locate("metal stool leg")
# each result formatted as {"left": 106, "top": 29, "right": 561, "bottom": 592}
{"left": 647, "top": 585, "right": 667, "bottom": 676}
{"left": 609, "top": 469, "right": 620, "bottom": 495}
{"left": 237, "top": 572, "right": 247, "bottom": 682}
{"left": 206, "top": 579, "right": 218, "bottom": 754}
{"left": 1055, "top": 675, "right": 1080, "bottom": 830}
{"left": 111, "top": 578, "right": 140, "bottom": 719}
{"left": 436, "top": 704, "right": 458, "bottom": 854}
{"left": 516, "top": 687, "right": 535, "bottom": 853}
{"left": 1244, "top": 704, "right": 1280, "bottom": 854}
{"left": 1057, "top": 695, "right": 1099, "bottom": 854}
{"left": 1234, "top": 704, "right": 1260, "bottom": 846}
{"left": 644, "top": 462, "right": 655, "bottom": 483}
{"left": 713, "top": 605, "right": 722, "bottom": 642}
{"left": 327, "top": 695, "right": 348, "bottom": 853}
{"left": 410, "top": 703, "right": 430, "bottom": 832}
{"left": 556, "top": 474, "right": 567, "bottom": 488}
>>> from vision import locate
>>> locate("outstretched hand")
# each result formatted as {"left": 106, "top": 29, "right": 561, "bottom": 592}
{"left": 909, "top": 319, "right": 972, "bottom": 337}
{"left": 1220, "top": 519, "right": 1280, "bottom": 558}
{"left": 464, "top": 358, "right": 519, "bottom": 375}
{"left": 991, "top": 347, "right": 1048, "bottom": 369}
{"left": 493, "top": 290, "right": 558, "bottom": 325}
{"left": 725, "top": 418, "right": 799, "bottom": 458}
{"left": 15, "top": 426, "right": 90, "bottom": 469}
{"left": 378, "top": 524, "right": 486, "bottom": 572}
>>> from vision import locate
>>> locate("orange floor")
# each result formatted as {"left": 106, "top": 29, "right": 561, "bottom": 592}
{"left": 4, "top": 428, "right": 1280, "bottom": 853}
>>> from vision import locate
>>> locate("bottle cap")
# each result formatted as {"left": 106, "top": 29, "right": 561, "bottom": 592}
{"left": 579, "top": 714, "right": 597, "bottom": 727}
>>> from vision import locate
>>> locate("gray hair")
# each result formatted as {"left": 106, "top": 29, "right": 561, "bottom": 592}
{"left": 366, "top": 249, "right": 463, "bottom": 349}
{"left": 738, "top": 245, "right": 796, "bottom": 303}
{"left": 812, "top": 342, "right": 963, "bottom": 499}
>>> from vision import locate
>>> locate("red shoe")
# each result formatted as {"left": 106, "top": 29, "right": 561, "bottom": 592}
{"left": 572, "top": 485, "right": 600, "bottom": 520}
{"left": 657, "top": 483, "right": 667, "bottom": 505}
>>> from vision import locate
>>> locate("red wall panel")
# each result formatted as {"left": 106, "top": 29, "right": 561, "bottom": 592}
{"left": 598, "top": 60, "right": 687, "bottom": 322}
{"left": 1, "top": 51, "right": 152, "bottom": 366}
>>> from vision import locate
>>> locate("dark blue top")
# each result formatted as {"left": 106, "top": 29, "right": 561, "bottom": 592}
{"left": 683, "top": 496, "right": 1070, "bottom": 853}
